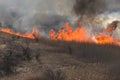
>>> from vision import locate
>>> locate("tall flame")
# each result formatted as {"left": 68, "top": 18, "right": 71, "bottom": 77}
{"left": 49, "top": 22, "right": 91, "bottom": 42}
{"left": 0, "top": 27, "right": 39, "bottom": 39}
{"left": 49, "top": 22, "right": 120, "bottom": 46}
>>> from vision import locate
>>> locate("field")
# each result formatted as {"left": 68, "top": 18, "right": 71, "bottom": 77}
{"left": 0, "top": 32, "right": 120, "bottom": 80}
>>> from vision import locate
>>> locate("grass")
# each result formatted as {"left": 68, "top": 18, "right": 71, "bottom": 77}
{"left": 27, "top": 69, "right": 66, "bottom": 80}
{"left": 0, "top": 32, "right": 120, "bottom": 80}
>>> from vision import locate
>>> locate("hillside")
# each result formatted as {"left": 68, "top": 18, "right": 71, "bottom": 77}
{"left": 0, "top": 32, "right": 120, "bottom": 80}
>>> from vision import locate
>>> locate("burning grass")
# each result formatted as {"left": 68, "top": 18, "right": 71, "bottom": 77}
{"left": 0, "top": 23, "right": 120, "bottom": 80}
{"left": 0, "top": 27, "right": 39, "bottom": 39}
{"left": 0, "top": 21, "right": 120, "bottom": 47}
{"left": 49, "top": 22, "right": 120, "bottom": 46}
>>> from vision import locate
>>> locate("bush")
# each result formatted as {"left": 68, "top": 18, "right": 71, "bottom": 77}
{"left": 0, "top": 39, "right": 33, "bottom": 76}
{"left": 28, "top": 69, "right": 66, "bottom": 80}
{"left": 42, "top": 69, "right": 66, "bottom": 80}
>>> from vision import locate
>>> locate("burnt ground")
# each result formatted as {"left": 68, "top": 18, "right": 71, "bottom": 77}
{"left": 0, "top": 32, "right": 120, "bottom": 80}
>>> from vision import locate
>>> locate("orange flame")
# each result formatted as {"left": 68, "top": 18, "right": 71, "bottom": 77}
{"left": 0, "top": 27, "right": 39, "bottom": 39}
{"left": 94, "top": 33, "right": 120, "bottom": 45}
{"left": 49, "top": 22, "right": 120, "bottom": 46}
{"left": 49, "top": 22, "right": 90, "bottom": 42}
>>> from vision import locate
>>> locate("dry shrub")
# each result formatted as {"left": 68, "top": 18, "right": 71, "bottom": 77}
{"left": 27, "top": 69, "right": 66, "bottom": 80}
{"left": 0, "top": 39, "right": 33, "bottom": 76}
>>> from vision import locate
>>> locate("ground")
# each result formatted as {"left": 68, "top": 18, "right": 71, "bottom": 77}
{"left": 0, "top": 32, "right": 120, "bottom": 80}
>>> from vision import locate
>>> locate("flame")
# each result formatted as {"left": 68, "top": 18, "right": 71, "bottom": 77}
{"left": 49, "top": 22, "right": 120, "bottom": 46}
{"left": 49, "top": 22, "right": 91, "bottom": 42}
{"left": 94, "top": 33, "right": 120, "bottom": 45}
{"left": 1, "top": 21, "right": 120, "bottom": 46}
{"left": 0, "top": 27, "right": 39, "bottom": 39}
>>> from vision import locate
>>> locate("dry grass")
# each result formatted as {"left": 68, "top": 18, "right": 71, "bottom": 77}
{"left": 0, "top": 32, "right": 120, "bottom": 80}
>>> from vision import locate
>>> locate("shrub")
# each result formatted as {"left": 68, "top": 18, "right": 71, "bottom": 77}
{"left": 42, "top": 69, "right": 66, "bottom": 80}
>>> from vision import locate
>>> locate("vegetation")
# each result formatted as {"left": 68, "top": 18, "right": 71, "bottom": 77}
{"left": 0, "top": 32, "right": 119, "bottom": 80}
{"left": 28, "top": 69, "right": 66, "bottom": 80}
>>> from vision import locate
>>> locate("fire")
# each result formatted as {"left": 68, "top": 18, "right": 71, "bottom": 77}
{"left": 1, "top": 21, "right": 120, "bottom": 46}
{"left": 94, "top": 33, "right": 120, "bottom": 46}
{"left": 94, "top": 34, "right": 113, "bottom": 44}
{"left": 0, "top": 27, "right": 39, "bottom": 39}
{"left": 49, "top": 22, "right": 91, "bottom": 42}
{"left": 49, "top": 22, "right": 120, "bottom": 46}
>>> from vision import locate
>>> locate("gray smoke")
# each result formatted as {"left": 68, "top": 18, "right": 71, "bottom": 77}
{"left": 0, "top": 0, "right": 75, "bottom": 36}
{"left": 73, "top": 0, "right": 107, "bottom": 19}
{"left": 73, "top": 0, "right": 120, "bottom": 21}
{"left": 73, "top": 0, "right": 120, "bottom": 39}
{"left": 97, "top": 0, "right": 120, "bottom": 39}
{"left": 106, "top": 0, "right": 120, "bottom": 11}
{"left": 95, "top": 0, "right": 120, "bottom": 27}
{"left": 0, "top": 0, "right": 120, "bottom": 37}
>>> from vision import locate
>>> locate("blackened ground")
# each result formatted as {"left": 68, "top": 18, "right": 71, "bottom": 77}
{"left": 0, "top": 32, "right": 120, "bottom": 80}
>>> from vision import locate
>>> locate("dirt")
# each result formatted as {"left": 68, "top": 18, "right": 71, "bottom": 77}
{"left": 0, "top": 32, "right": 120, "bottom": 80}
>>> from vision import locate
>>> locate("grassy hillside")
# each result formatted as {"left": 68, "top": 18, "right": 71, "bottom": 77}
{"left": 0, "top": 32, "right": 120, "bottom": 80}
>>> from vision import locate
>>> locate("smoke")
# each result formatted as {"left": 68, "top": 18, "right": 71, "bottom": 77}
{"left": 73, "top": 0, "right": 107, "bottom": 19}
{"left": 96, "top": 0, "right": 120, "bottom": 39}
{"left": 94, "top": 0, "right": 120, "bottom": 27}
{"left": 106, "top": 0, "right": 120, "bottom": 11}
{"left": 73, "top": 0, "right": 120, "bottom": 39}
{"left": 0, "top": 0, "right": 75, "bottom": 36}
{"left": 73, "top": 0, "right": 120, "bottom": 22}
{"left": 0, "top": 0, "right": 120, "bottom": 37}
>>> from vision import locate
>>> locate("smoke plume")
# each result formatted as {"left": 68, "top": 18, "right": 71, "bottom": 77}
{"left": 73, "top": 0, "right": 106, "bottom": 18}
{"left": 73, "top": 0, "right": 120, "bottom": 22}
{"left": 0, "top": 0, "right": 75, "bottom": 36}
{"left": 0, "top": 0, "right": 120, "bottom": 37}
{"left": 73, "top": 0, "right": 120, "bottom": 39}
